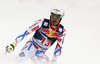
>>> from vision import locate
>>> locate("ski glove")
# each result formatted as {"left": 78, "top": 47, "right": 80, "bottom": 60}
{"left": 51, "top": 58, "right": 57, "bottom": 64}
{"left": 6, "top": 43, "right": 16, "bottom": 53}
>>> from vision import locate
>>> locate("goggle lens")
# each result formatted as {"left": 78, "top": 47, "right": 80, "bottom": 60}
{"left": 51, "top": 13, "right": 61, "bottom": 19}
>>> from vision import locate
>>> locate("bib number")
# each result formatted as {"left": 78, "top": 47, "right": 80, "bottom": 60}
{"left": 41, "top": 38, "right": 51, "bottom": 46}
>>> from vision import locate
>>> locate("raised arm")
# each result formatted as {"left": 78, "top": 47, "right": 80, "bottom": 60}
{"left": 13, "top": 19, "right": 44, "bottom": 45}
{"left": 6, "top": 19, "right": 44, "bottom": 53}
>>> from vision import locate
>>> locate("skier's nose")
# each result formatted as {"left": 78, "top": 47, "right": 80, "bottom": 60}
{"left": 53, "top": 17, "right": 57, "bottom": 20}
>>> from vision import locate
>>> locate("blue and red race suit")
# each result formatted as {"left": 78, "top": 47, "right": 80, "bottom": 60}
{"left": 14, "top": 18, "right": 66, "bottom": 63}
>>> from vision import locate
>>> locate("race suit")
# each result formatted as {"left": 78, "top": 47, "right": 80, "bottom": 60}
{"left": 13, "top": 18, "right": 66, "bottom": 64}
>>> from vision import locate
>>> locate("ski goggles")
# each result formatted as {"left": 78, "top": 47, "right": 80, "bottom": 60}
{"left": 50, "top": 13, "right": 61, "bottom": 19}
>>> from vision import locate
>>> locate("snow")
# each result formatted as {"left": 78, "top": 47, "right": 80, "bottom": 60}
{"left": 0, "top": 0, "right": 100, "bottom": 64}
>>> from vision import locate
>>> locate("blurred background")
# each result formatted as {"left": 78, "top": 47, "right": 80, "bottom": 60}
{"left": 0, "top": 0, "right": 100, "bottom": 64}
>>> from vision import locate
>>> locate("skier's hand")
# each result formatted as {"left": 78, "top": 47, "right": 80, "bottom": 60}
{"left": 6, "top": 43, "right": 16, "bottom": 53}
{"left": 51, "top": 58, "right": 57, "bottom": 64}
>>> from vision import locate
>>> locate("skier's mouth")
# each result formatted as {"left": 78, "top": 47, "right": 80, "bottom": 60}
{"left": 52, "top": 21, "right": 57, "bottom": 25}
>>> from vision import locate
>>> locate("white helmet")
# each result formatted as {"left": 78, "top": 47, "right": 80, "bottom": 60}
{"left": 50, "top": 6, "right": 65, "bottom": 18}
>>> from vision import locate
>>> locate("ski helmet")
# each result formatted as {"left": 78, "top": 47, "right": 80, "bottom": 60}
{"left": 50, "top": 6, "right": 65, "bottom": 19}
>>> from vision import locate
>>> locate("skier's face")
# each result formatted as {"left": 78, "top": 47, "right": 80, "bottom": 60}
{"left": 50, "top": 13, "right": 61, "bottom": 26}
{"left": 50, "top": 17, "right": 60, "bottom": 26}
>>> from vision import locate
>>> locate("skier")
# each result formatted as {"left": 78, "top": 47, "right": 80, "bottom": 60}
{"left": 5, "top": 6, "right": 66, "bottom": 64}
